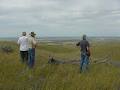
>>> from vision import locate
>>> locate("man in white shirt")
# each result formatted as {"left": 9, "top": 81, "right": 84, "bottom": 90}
{"left": 18, "top": 32, "right": 28, "bottom": 64}
{"left": 28, "top": 32, "right": 37, "bottom": 68}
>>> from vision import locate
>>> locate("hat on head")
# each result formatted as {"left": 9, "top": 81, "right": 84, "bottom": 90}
{"left": 30, "top": 32, "right": 36, "bottom": 36}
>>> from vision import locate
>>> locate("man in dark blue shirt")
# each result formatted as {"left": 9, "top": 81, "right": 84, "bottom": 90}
{"left": 76, "top": 35, "right": 91, "bottom": 73}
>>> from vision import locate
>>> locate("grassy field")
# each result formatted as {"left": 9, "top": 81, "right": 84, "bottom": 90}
{"left": 0, "top": 41, "right": 120, "bottom": 90}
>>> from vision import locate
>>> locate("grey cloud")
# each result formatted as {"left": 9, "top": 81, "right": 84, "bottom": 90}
{"left": 0, "top": 0, "right": 120, "bottom": 37}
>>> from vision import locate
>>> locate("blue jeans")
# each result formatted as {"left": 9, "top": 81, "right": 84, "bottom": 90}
{"left": 80, "top": 53, "right": 89, "bottom": 72}
{"left": 28, "top": 48, "right": 35, "bottom": 68}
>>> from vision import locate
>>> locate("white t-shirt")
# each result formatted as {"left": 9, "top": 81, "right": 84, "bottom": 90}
{"left": 17, "top": 36, "right": 29, "bottom": 51}
{"left": 28, "top": 36, "right": 37, "bottom": 48}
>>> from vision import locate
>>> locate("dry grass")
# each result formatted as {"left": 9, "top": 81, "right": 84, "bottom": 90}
{"left": 0, "top": 41, "right": 120, "bottom": 90}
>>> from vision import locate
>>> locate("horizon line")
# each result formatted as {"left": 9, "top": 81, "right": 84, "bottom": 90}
{"left": 0, "top": 36, "right": 120, "bottom": 38}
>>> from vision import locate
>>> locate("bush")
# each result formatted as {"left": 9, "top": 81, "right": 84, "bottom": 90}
{"left": 0, "top": 45, "right": 14, "bottom": 53}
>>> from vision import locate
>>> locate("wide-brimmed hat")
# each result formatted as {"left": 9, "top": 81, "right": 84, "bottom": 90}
{"left": 30, "top": 32, "right": 36, "bottom": 36}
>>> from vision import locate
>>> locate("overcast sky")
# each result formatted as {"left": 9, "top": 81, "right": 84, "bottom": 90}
{"left": 0, "top": 0, "right": 120, "bottom": 37}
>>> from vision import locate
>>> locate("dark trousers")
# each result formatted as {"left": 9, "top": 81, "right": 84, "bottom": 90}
{"left": 20, "top": 51, "right": 28, "bottom": 63}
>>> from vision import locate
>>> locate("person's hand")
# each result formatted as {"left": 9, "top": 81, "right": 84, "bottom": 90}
{"left": 87, "top": 48, "right": 91, "bottom": 57}
{"left": 76, "top": 42, "right": 80, "bottom": 46}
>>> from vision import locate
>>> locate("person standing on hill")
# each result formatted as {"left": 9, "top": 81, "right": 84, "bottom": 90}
{"left": 28, "top": 32, "right": 37, "bottom": 68}
{"left": 76, "top": 35, "right": 91, "bottom": 73}
{"left": 17, "top": 32, "right": 28, "bottom": 64}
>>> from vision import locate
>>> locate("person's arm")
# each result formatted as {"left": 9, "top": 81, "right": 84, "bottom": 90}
{"left": 17, "top": 38, "right": 20, "bottom": 45}
{"left": 87, "top": 42, "right": 91, "bottom": 57}
{"left": 76, "top": 42, "right": 80, "bottom": 46}
{"left": 32, "top": 38, "right": 37, "bottom": 48}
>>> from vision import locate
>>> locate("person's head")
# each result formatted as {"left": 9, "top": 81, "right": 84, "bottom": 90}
{"left": 22, "top": 32, "right": 26, "bottom": 36}
{"left": 30, "top": 32, "right": 36, "bottom": 37}
{"left": 83, "top": 34, "right": 87, "bottom": 40}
